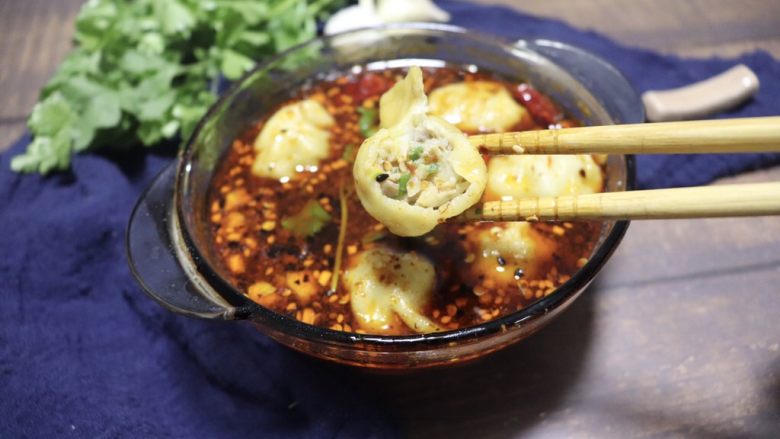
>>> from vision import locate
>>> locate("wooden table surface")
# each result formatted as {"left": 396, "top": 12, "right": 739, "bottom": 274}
{"left": 2, "top": 1, "right": 779, "bottom": 438}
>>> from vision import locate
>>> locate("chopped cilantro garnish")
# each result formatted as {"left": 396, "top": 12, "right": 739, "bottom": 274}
{"left": 341, "top": 143, "right": 356, "bottom": 163}
{"left": 397, "top": 173, "right": 411, "bottom": 198}
{"left": 281, "top": 200, "right": 332, "bottom": 238}
{"left": 408, "top": 146, "right": 424, "bottom": 161}
{"left": 357, "top": 107, "right": 378, "bottom": 137}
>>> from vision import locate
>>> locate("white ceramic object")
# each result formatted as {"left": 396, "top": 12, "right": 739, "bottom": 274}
{"left": 376, "top": 0, "right": 450, "bottom": 23}
{"left": 324, "top": 0, "right": 450, "bottom": 35}
{"left": 323, "top": 1, "right": 382, "bottom": 36}
{"left": 642, "top": 64, "right": 760, "bottom": 122}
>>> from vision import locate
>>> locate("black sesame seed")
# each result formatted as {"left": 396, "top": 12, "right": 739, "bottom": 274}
{"left": 375, "top": 173, "right": 389, "bottom": 182}
{"left": 267, "top": 245, "right": 284, "bottom": 257}
{"left": 497, "top": 256, "right": 506, "bottom": 266}
{"left": 514, "top": 268, "right": 525, "bottom": 279}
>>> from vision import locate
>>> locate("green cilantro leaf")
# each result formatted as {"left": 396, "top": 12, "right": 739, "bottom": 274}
{"left": 154, "top": 0, "right": 196, "bottom": 36}
{"left": 27, "top": 93, "right": 77, "bottom": 137}
{"left": 341, "top": 143, "right": 356, "bottom": 163}
{"left": 281, "top": 199, "right": 333, "bottom": 238}
{"left": 220, "top": 49, "right": 256, "bottom": 80}
{"left": 408, "top": 146, "right": 424, "bottom": 161}
{"left": 357, "top": 107, "right": 378, "bottom": 137}
{"left": 12, "top": 0, "right": 346, "bottom": 175}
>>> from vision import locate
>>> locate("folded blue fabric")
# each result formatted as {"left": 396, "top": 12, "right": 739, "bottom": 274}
{"left": 1, "top": 1, "right": 779, "bottom": 438}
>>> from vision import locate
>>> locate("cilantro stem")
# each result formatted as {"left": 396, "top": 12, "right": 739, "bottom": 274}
{"left": 330, "top": 185, "right": 349, "bottom": 294}
{"left": 397, "top": 173, "right": 411, "bottom": 198}
{"left": 357, "top": 107, "right": 378, "bottom": 137}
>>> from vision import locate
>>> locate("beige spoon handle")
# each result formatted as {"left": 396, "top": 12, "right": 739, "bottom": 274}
{"left": 469, "top": 117, "right": 780, "bottom": 155}
{"left": 642, "top": 64, "right": 760, "bottom": 122}
{"left": 456, "top": 182, "right": 780, "bottom": 222}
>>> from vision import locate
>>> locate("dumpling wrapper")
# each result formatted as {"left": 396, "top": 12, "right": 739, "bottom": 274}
{"left": 354, "top": 67, "right": 487, "bottom": 236}
{"left": 485, "top": 155, "right": 603, "bottom": 201}
{"left": 252, "top": 99, "right": 335, "bottom": 179}
{"left": 345, "top": 247, "right": 440, "bottom": 334}
{"left": 429, "top": 81, "right": 527, "bottom": 133}
{"left": 466, "top": 153, "right": 600, "bottom": 287}
{"left": 467, "top": 223, "right": 554, "bottom": 286}
{"left": 378, "top": 66, "right": 427, "bottom": 129}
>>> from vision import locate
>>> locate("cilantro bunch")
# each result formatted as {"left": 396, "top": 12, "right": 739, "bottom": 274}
{"left": 11, "top": 0, "right": 343, "bottom": 174}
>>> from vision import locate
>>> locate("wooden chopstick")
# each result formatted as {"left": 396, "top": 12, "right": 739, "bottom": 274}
{"left": 453, "top": 182, "right": 780, "bottom": 223}
{"left": 468, "top": 116, "right": 780, "bottom": 155}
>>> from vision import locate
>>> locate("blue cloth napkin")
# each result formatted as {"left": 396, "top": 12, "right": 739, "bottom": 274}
{"left": 2, "top": 1, "right": 779, "bottom": 438}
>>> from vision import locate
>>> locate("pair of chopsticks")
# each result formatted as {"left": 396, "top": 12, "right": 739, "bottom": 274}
{"left": 458, "top": 116, "right": 780, "bottom": 223}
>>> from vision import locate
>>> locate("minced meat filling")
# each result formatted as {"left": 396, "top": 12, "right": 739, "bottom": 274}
{"left": 377, "top": 126, "right": 469, "bottom": 208}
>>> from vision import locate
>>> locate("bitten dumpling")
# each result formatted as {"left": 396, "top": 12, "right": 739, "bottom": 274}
{"left": 252, "top": 99, "right": 335, "bottom": 179}
{"left": 428, "top": 81, "right": 527, "bottom": 133}
{"left": 344, "top": 247, "right": 440, "bottom": 334}
{"left": 485, "top": 155, "right": 604, "bottom": 201}
{"left": 353, "top": 67, "right": 487, "bottom": 236}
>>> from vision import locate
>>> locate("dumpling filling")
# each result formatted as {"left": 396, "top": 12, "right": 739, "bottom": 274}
{"left": 375, "top": 125, "right": 470, "bottom": 208}
{"left": 354, "top": 66, "right": 487, "bottom": 236}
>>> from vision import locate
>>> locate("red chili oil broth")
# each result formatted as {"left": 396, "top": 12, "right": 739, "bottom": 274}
{"left": 207, "top": 65, "right": 604, "bottom": 335}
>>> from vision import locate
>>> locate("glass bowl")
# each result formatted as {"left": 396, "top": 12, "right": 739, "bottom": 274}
{"left": 127, "top": 24, "right": 642, "bottom": 369}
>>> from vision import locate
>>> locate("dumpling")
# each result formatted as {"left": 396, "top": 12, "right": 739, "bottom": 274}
{"left": 485, "top": 155, "right": 604, "bottom": 201}
{"left": 353, "top": 67, "right": 487, "bottom": 237}
{"left": 252, "top": 99, "right": 335, "bottom": 179}
{"left": 344, "top": 247, "right": 440, "bottom": 334}
{"left": 466, "top": 153, "right": 596, "bottom": 289}
{"left": 467, "top": 223, "right": 554, "bottom": 287}
{"left": 428, "top": 81, "right": 527, "bottom": 133}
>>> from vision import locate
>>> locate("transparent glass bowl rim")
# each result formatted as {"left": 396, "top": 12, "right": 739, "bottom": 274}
{"left": 172, "top": 23, "right": 640, "bottom": 347}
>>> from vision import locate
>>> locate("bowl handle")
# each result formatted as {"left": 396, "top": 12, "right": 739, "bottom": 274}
{"left": 126, "top": 162, "right": 250, "bottom": 320}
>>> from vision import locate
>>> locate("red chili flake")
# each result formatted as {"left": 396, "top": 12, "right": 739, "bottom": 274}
{"left": 349, "top": 73, "right": 392, "bottom": 101}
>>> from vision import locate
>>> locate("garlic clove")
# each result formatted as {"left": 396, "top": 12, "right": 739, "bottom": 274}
{"left": 376, "top": 0, "right": 450, "bottom": 23}
{"left": 324, "top": 2, "right": 383, "bottom": 36}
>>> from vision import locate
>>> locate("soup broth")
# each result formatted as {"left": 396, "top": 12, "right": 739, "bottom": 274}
{"left": 208, "top": 65, "right": 604, "bottom": 335}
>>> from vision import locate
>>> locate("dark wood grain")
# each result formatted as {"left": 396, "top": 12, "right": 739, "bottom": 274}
{"left": 1, "top": 1, "right": 779, "bottom": 438}
{"left": 479, "top": 0, "right": 780, "bottom": 57}
{"left": 0, "top": 0, "right": 83, "bottom": 148}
